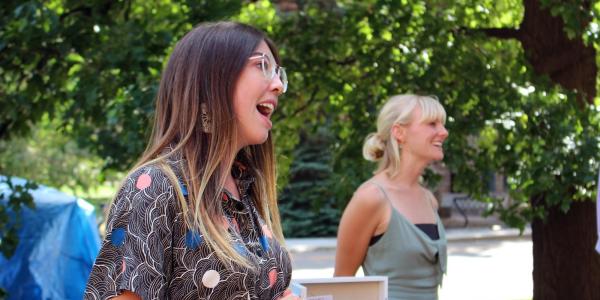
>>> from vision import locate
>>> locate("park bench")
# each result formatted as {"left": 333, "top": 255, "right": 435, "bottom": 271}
{"left": 452, "top": 195, "right": 493, "bottom": 227}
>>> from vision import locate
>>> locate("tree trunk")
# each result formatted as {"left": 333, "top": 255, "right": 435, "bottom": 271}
{"left": 531, "top": 200, "right": 600, "bottom": 299}
{"left": 519, "top": 0, "right": 596, "bottom": 105}
{"left": 519, "top": 1, "right": 600, "bottom": 298}
{"left": 481, "top": 1, "right": 600, "bottom": 298}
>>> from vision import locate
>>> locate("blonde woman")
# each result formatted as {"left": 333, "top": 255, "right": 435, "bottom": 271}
{"left": 335, "top": 94, "right": 449, "bottom": 300}
{"left": 85, "top": 22, "right": 297, "bottom": 300}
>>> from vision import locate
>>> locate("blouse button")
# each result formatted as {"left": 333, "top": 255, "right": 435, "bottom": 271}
{"left": 202, "top": 270, "right": 220, "bottom": 289}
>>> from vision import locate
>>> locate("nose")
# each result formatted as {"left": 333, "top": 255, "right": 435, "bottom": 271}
{"left": 270, "top": 74, "right": 285, "bottom": 95}
{"left": 439, "top": 125, "right": 449, "bottom": 139}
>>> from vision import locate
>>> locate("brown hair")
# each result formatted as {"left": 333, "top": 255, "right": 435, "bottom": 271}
{"left": 130, "top": 21, "right": 283, "bottom": 268}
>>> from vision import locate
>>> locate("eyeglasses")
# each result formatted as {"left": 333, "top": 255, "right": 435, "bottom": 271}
{"left": 248, "top": 53, "right": 288, "bottom": 93}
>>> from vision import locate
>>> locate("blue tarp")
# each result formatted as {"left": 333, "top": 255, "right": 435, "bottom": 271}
{"left": 0, "top": 176, "right": 101, "bottom": 299}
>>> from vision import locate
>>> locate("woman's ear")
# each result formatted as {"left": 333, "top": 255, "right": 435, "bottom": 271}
{"left": 391, "top": 123, "right": 406, "bottom": 144}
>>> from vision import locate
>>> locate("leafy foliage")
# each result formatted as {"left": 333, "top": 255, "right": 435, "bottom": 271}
{"left": 0, "top": 115, "right": 114, "bottom": 194}
{"left": 279, "top": 127, "right": 340, "bottom": 237}
{"left": 0, "top": 177, "right": 37, "bottom": 258}
{"left": 266, "top": 0, "right": 600, "bottom": 232}
{"left": 0, "top": 0, "right": 244, "bottom": 170}
{"left": 540, "top": 0, "right": 594, "bottom": 39}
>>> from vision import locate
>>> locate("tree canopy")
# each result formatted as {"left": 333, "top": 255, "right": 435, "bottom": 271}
{"left": 3, "top": 0, "right": 598, "bottom": 218}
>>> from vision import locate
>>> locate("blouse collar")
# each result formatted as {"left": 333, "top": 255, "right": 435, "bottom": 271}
{"left": 161, "top": 145, "right": 256, "bottom": 202}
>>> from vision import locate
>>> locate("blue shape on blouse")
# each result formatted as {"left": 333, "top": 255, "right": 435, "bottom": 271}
{"left": 179, "top": 182, "right": 188, "bottom": 196}
{"left": 234, "top": 242, "right": 247, "bottom": 256}
{"left": 185, "top": 230, "right": 203, "bottom": 249}
{"left": 259, "top": 235, "right": 270, "bottom": 252}
{"left": 110, "top": 227, "right": 126, "bottom": 247}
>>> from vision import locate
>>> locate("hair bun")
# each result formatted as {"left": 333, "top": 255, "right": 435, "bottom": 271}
{"left": 362, "top": 133, "right": 385, "bottom": 161}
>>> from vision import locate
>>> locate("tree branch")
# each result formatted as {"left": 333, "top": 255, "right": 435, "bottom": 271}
{"left": 290, "top": 86, "right": 320, "bottom": 118}
{"left": 457, "top": 27, "right": 522, "bottom": 40}
{"left": 480, "top": 28, "right": 522, "bottom": 40}
{"left": 59, "top": 6, "right": 92, "bottom": 21}
{"left": 274, "top": 86, "right": 320, "bottom": 122}
{"left": 0, "top": 122, "right": 9, "bottom": 141}
{"left": 325, "top": 56, "right": 357, "bottom": 66}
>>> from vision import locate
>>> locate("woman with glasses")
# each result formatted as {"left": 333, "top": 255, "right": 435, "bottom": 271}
{"left": 85, "top": 22, "right": 296, "bottom": 300}
{"left": 334, "top": 95, "right": 449, "bottom": 300}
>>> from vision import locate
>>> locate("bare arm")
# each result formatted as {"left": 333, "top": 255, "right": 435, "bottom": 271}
{"left": 334, "top": 184, "right": 389, "bottom": 276}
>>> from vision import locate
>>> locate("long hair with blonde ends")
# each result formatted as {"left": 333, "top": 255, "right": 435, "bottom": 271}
{"left": 362, "top": 94, "right": 447, "bottom": 177}
{"left": 129, "top": 22, "right": 283, "bottom": 269}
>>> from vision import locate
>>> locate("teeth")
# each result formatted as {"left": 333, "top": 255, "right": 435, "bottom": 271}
{"left": 257, "top": 103, "right": 274, "bottom": 113}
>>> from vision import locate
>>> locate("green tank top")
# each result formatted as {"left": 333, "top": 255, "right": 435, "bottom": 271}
{"left": 362, "top": 182, "right": 447, "bottom": 300}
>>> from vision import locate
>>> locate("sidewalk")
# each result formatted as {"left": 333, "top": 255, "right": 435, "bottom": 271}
{"left": 286, "top": 220, "right": 534, "bottom": 299}
{"left": 285, "top": 224, "right": 531, "bottom": 253}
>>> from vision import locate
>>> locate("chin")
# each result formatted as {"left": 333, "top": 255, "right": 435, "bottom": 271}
{"left": 429, "top": 152, "right": 444, "bottom": 162}
{"left": 249, "top": 133, "right": 270, "bottom": 146}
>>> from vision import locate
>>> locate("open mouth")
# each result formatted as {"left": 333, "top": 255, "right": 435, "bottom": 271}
{"left": 257, "top": 103, "right": 274, "bottom": 118}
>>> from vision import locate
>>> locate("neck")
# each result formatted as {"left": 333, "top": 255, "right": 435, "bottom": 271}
{"left": 387, "top": 155, "right": 429, "bottom": 188}
{"left": 224, "top": 171, "right": 239, "bottom": 198}
{"left": 219, "top": 156, "right": 239, "bottom": 198}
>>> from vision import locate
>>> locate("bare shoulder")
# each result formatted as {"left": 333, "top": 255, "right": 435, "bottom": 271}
{"left": 350, "top": 181, "right": 389, "bottom": 212}
{"left": 338, "top": 180, "right": 390, "bottom": 242}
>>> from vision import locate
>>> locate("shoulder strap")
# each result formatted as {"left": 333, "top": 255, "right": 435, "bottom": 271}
{"left": 370, "top": 180, "right": 391, "bottom": 203}
{"left": 422, "top": 188, "right": 438, "bottom": 213}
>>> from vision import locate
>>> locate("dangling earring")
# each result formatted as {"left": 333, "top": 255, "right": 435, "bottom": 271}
{"left": 201, "top": 103, "right": 211, "bottom": 133}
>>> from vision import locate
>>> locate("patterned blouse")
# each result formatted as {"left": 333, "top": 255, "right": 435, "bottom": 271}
{"left": 84, "top": 152, "right": 292, "bottom": 299}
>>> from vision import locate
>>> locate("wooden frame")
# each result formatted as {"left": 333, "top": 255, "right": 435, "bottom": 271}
{"left": 291, "top": 276, "right": 388, "bottom": 300}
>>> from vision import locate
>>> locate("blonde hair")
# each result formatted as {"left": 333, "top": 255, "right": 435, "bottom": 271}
{"left": 363, "top": 94, "right": 447, "bottom": 177}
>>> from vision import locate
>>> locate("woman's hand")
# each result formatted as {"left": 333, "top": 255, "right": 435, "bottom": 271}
{"left": 278, "top": 288, "right": 301, "bottom": 300}
{"left": 110, "top": 291, "right": 141, "bottom": 300}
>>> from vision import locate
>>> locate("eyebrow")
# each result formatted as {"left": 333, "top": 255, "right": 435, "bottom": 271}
{"left": 248, "top": 52, "right": 279, "bottom": 65}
